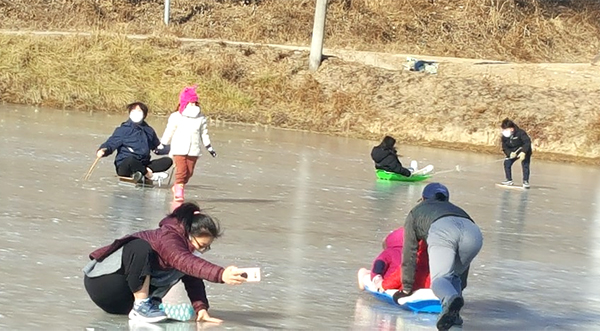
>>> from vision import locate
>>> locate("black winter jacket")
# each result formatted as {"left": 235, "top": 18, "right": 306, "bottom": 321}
{"left": 401, "top": 200, "right": 473, "bottom": 292}
{"left": 371, "top": 145, "right": 411, "bottom": 177}
{"left": 501, "top": 125, "right": 532, "bottom": 157}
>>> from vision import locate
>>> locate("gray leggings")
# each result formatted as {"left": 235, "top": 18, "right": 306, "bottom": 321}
{"left": 427, "top": 216, "right": 483, "bottom": 305}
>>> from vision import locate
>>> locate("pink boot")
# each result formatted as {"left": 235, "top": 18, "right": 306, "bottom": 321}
{"left": 172, "top": 184, "right": 184, "bottom": 202}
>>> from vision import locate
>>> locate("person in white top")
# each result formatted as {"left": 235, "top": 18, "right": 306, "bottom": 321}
{"left": 160, "top": 85, "right": 216, "bottom": 201}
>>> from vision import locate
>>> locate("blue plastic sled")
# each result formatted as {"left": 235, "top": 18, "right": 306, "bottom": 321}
{"left": 364, "top": 286, "right": 442, "bottom": 313}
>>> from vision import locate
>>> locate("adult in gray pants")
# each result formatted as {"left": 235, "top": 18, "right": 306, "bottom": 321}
{"left": 393, "top": 183, "right": 483, "bottom": 331}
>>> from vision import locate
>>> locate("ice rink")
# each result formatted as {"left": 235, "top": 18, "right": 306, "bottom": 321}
{"left": 1, "top": 105, "right": 600, "bottom": 330}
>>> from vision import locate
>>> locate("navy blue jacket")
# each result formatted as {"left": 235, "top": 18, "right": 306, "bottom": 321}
{"left": 99, "top": 120, "right": 161, "bottom": 168}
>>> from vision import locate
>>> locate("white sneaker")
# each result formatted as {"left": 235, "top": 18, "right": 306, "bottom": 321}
{"left": 150, "top": 172, "right": 169, "bottom": 181}
{"left": 410, "top": 160, "right": 418, "bottom": 171}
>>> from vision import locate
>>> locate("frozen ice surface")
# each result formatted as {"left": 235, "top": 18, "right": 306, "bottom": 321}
{"left": 1, "top": 105, "right": 600, "bottom": 330}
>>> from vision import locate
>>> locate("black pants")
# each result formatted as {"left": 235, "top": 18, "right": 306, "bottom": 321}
{"left": 116, "top": 156, "right": 173, "bottom": 177}
{"left": 504, "top": 153, "right": 531, "bottom": 182}
{"left": 84, "top": 239, "right": 156, "bottom": 315}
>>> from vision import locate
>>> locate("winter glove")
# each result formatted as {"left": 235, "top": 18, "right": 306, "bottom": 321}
{"left": 517, "top": 152, "right": 526, "bottom": 161}
{"left": 509, "top": 151, "right": 517, "bottom": 159}
{"left": 206, "top": 145, "right": 217, "bottom": 158}
{"left": 372, "top": 260, "right": 386, "bottom": 275}
{"left": 392, "top": 290, "right": 412, "bottom": 303}
{"left": 154, "top": 144, "right": 171, "bottom": 155}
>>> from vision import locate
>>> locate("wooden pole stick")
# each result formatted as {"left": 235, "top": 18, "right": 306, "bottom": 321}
{"left": 167, "top": 166, "right": 175, "bottom": 187}
{"left": 83, "top": 156, "right": 101, "bottom": 181}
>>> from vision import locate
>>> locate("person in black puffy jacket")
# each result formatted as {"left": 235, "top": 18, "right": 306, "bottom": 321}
{"left": 371, "top": 136, "right": 413, "bottom": 177}
{"left": 500, "top": 118, "right": 532, "bottom": 189}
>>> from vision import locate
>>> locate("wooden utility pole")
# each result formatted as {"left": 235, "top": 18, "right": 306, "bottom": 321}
{"left": 309, "top": 0, "right": 328, "bottom": 72}
{"left": 164, "top": 0, "right": 171, "bottom": 25}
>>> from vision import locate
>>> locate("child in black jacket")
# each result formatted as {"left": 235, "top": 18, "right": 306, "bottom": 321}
{"left": 371, "top": 136, "right": 415, "bottom": 177}
{"left": 500, "top": 118, "right": 532, "bottom": 188}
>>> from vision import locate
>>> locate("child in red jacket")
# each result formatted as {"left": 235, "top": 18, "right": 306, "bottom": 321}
{"left": 382, "top": 240, "right": 431, "bottom": 291}
{"left": 358, "top": 227, "right": 430, "bottom": 292}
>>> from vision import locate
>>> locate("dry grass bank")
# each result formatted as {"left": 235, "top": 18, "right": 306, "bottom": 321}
{"left": 1, "top": 33, "right": 600, "bottom": 163}
{"left": 1, "top": 0, "right": 600, "bottom": 63}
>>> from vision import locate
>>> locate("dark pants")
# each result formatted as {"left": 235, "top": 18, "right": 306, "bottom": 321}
{"left": 504, "top": 153, "right": 531, "bottom": 182}
{"left": 84, "top": 239, "right": 155, "bottom": 315}
{"left": 116, "top": 156, "right": 173, "bottom": 177}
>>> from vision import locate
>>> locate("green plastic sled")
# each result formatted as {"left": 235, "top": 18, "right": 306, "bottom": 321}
{"left": 375, "top": 169, "right": 431, "bottom": 182}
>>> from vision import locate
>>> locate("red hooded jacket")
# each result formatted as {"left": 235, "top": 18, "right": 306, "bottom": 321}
{"left": 88, "top": 217, "right": 224, "bottom": 312}
{"left": 382, "top": 240, "right": 430, "bottom": 291}
{"left": 371, "top": 228, "right": 405, "bottom": 279}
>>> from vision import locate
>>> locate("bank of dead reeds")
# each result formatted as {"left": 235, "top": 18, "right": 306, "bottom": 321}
{"left": 0, "top": 33, "right": 376, "bottom": 136}
{"left": 1, "top": 0, "right": 599, "bottom": 63}
{"left": 2, "top": 1, "right": 600, "bottom": 162}
{"left": 1, "top": 33, "right": 600, "bottom": 163}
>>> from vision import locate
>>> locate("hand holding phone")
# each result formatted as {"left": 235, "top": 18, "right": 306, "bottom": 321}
{"left": 238, "top": 268, "right": 261, "bottom": 282}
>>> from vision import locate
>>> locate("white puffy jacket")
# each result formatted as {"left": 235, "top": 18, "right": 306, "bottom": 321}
{"left": 160, "top": 111, "right": 211, "bottom": 157}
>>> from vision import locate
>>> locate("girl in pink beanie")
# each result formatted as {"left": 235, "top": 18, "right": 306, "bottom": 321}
{"left": 160, "top": 85, "right": 217, "bottom": 201}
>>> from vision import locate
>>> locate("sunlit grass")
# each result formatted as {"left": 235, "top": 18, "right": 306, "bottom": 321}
{"left": 1, "top": 5, "right": 600, "bottom": 163}
{"left": 1, "top": 0, "right": 599, "bottom": 62}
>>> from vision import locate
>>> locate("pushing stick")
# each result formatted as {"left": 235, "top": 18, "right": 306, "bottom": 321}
{"left": 83, "top": 156, "right": 101, "bottom": 181}
{"left": 167, "top": 166, "right": 175, "bottom": 187}
{"left": 510, "top": 147, "right": 523, "bottom": 160}
{"left": 434, "top": 158, "right": 505, "bottom": 175}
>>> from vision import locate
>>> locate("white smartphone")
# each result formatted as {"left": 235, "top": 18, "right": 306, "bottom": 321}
{"left": 238, "top": 268, "right": 261, "bottom": 282}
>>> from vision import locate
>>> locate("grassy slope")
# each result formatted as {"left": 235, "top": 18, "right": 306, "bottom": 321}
{"left": 2, "top": 0, "right": 599, "bottom": 62}
{"left": 1, "top": 0, "right": 600, "bottom": 162}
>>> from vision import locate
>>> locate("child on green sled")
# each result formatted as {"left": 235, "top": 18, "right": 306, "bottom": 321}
{"left": 371, "top": 136, "right": 417, "bottom": 177}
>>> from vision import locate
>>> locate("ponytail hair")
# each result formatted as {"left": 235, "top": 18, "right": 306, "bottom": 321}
{"left": 168, "top": 202, "right": 223, "bottom": 238}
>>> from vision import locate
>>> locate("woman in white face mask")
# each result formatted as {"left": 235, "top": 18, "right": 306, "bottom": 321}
{"left": 83, "top": 202, "right": 247, "bottom": 324}
{"left": 129, "top": 107, "right": 145, "bottom": 124}
{"left": 95, "top": 102, "right": 173, "bottom": 183}
{"left": 160, "top": 85, "right": 217, "bottom": 202}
